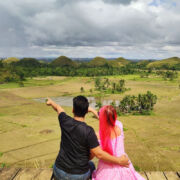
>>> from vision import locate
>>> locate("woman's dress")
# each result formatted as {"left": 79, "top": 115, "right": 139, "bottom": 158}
{"left": 92, "top": 121, "right": 145, "bottom": 180}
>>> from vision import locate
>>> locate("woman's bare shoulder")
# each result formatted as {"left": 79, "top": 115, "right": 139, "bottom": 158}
{"left": 114, "top": 125, "right": 121, "bottom": 137}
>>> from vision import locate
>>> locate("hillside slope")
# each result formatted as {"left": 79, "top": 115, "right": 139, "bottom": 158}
{"left": 108, "top": 57, "right": 130, "bottom": 67}
{"left": 51, "top": 56, "right": 77, "bottom": 67}
{"left": 3, "top": 57, "right": 19, "bottom": 64}
{"left": 88, "top": 57, "right": 107, "bottom": 67}
{"left": 147, "top": 57, "right": 180, "bottom": 69}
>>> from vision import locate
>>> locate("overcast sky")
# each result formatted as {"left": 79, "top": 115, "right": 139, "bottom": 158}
{"left": 0, "top": 0, "right": 180, "bottom": 59}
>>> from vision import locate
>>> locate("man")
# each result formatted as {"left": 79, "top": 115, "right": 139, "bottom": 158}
{"left": 46, "top": 95, "right": 129, "bottom": 180}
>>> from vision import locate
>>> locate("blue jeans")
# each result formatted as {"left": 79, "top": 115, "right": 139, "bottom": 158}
{"left": 53, "top": 161, "right": 95, "bottom": 180}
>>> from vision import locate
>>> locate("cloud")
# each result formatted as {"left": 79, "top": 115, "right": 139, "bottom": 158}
{"left": 0, "top": 5, "right": 27, "bottom": 48}
{"left": 55, "top": 0, "right": 137, "bottom": 6}
{"left": 103, "top": 0, "right": 137, "bottom": 5}
{"left": 0, "top": 0, "right": 180, "bottom": 58}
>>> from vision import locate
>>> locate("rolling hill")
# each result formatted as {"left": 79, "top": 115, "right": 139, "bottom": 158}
{"left": 3, "top": 57, "right": 20, "bottom": 64}
{"left": 136, "top": 60, "right": 153, "bottom": 68}
{"left": 115, "top": 57, "right": 130, "bottom": 65}
{"left": 108, "top": 57, "right": 130, "bottom": 67}
{"left": 147, "top": 57, "right": 180, "bottom": 69}
{"left": 16, "top": 58, "right": 41, "bottom": 67}
{"left": 51, "top": 56, "right": 77, "bottom": 67}
{"left": 88, "top": 57, "right": 107, "bottom": 67}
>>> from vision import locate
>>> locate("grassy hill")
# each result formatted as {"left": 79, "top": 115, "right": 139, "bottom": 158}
{"left": 107, "top": 60, "right": 120, "bottom": 67}
{"left": 16, "top": 58, "right": 41, "bottom": 67}
{"left": 147, "top": 57, "right": 180, "bottom": 69}
{"left": 115, "top": 57, "right": 130, "bottom": 65}
{"left": 3, "top": 57, "right": 19, "bottom": 64}
{"left": 88, "top": 57, "right": 130, "bottom": 68}
{"left": 51, "top": 56, "right": 77, "bottom": 67}
{"left": 88, "top": 57, "right": 107, "bottom": 67}
{"left": 137, "top": 60, "right": 153, "bottom": 65}
{"left": 136, "top": 60, "right": 154, "bottom": 68}
{"left": 108, "top": 57, "right": 130, "bottom": 67}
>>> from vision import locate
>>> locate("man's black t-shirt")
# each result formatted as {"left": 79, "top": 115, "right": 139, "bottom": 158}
{"left": 55, "top": 112, "right": 99, "bottom": 174}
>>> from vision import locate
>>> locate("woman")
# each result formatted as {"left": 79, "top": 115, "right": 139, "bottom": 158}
{"left": 91, "top": 105, "right": 145, "bottom": 180}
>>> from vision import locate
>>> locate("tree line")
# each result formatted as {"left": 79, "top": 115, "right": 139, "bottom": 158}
{"left": 0, "top": 57, "right": 179, "bottom": 84}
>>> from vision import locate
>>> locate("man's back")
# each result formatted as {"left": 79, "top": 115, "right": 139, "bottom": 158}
{"left": 55, "top": 112, "right": 99, "bottom": 174}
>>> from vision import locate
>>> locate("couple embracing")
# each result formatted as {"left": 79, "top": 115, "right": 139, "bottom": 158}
{"left": 46, "top": 95, "right": 145, "bottom": 180}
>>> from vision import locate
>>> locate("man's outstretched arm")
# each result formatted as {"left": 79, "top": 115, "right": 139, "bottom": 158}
{"left": 46, "top": 98, "right": 64, "bottom": 115}
{"left": 90, "top": 146, "right": 129, "bottom": 167}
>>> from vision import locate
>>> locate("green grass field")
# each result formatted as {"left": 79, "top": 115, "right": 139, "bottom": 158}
{"left": 0, "top": 75, "right": 180, "bottom": 171}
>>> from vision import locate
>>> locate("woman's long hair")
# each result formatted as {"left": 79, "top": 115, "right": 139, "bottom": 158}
{"left": 99, "top": 105, "right": 117, "bottom": 155}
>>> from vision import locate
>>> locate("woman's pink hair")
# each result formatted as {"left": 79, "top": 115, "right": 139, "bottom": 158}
{"left": 99, "top": 105, "right": 117, "bottom": 155}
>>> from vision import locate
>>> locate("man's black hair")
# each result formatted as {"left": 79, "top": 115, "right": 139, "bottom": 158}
{"left": 73, "top": 96, "right": 89, "bottom": 117}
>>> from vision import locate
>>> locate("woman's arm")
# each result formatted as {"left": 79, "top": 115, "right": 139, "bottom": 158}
{"left": 46, "top": 98, "right": 65, "bottom": 115}
{"left": 88, "top": 107, "right": 99, "bottom": 119}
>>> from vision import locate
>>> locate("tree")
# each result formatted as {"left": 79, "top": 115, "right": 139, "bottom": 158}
{"left": 0, "top": 70, "right": 20, "bottom": 83}
{"left": 137, "top": 91, "right": 157, "bottom": 112}
{"left": 104, "top": 78, "right": 110, "bottom": 89}
{"left": 117, "top": 91, "right": 157, "bottom": 115}
{"left": 0, "top": 60, "right": 3, "bottom": 68}
{"left": 110, "top": 100, "right": 116, "bottom": 108}
{"left": 161, "top": 71, "right": 178, "bottom": 81}
{"left": 18, "top": 81, "right": 24, "bottom": 87}
{"left": 119, "top": 95, "right": 136, "bottom": 113}
{"left": 80, "top": 87, "right": 84, "bottom": 93}
{"left": 95, "top": 101, "right": 102, "bottom": 110}
{"left": 112, "top": 82, "right": 116, "bottom": 93}
{"left": 95, "top": 77, "right": 101, "bottom": 90}
{"left": 16, "top": 58, "right": 41, "bottom": 68}
{"left": 116, "top": 79, "right": 125, "bottom": 92}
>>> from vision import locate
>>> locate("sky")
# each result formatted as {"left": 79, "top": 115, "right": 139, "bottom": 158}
{"left": 0, "top": 0, "right": 180, "bottom": 59}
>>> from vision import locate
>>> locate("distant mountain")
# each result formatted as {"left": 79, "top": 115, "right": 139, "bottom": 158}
{"left": 88, "top": 57, "right": 107, "bottom": 67}
{"left": 3, "top": 57, "right": 19, "bottom": 64}
{"left": 147, "top": 57, "right": 180, "bottom": 69}
{"left": 51, "top": 56, "right": 77, "bottom": 67}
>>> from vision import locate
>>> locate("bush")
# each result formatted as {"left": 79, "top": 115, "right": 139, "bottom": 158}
{"left": 118, "top": 91, "right": 157, "bottom": 115}
{"left": 95, "top": 101, "right": 102, "bottom": 110}
{"left": 18, "top": 81, "right": 24, "bottom": 87}
{"left": 80, "top": 87, "right": 84, "bottom": 93}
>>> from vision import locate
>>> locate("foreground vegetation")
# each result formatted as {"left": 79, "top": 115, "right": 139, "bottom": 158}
{"left": 0, "top": 75, "right": 180, "bottom": 171}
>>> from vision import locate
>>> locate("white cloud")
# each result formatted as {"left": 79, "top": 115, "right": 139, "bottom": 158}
{"left": 0, "top": 0, "right": 180, "bottom": 58}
